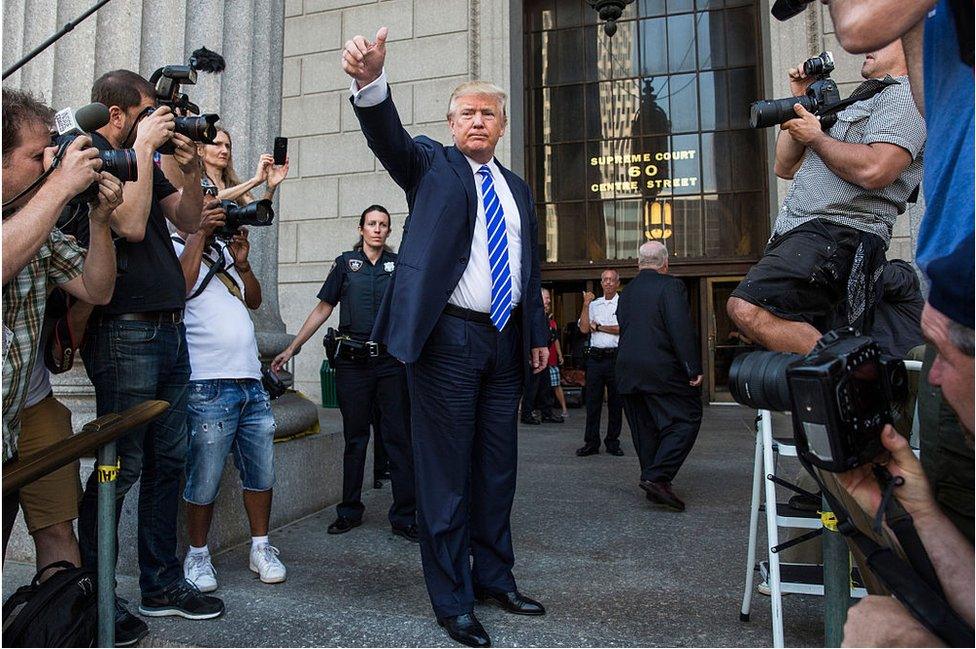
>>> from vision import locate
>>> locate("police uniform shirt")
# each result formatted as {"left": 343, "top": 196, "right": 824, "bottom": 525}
{"left": 588, "top": 294, "right": 620, "bottom": 349}
{"left": 317, "top": 249, "right": 397, "bottom": 340}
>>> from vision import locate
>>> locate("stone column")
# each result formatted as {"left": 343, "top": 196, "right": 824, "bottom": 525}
{"left": 3, "top": 0, "right": 316, "bottom": 435}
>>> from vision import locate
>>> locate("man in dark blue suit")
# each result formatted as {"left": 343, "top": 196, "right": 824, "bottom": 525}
{"left": 342, "top": 27, "right": 550, "bottom": 648}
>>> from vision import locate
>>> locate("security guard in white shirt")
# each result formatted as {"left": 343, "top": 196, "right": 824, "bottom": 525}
{"left": 577, "top": 269, "right": 625, "bottom": 457}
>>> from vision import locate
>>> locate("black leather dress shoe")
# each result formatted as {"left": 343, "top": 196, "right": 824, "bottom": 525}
{"left": 474, "top": 589, "right": 546, "bottom": 616}
{"left": 520, "top": 414, "right": 542, "bottom": 425}
{"left": 606, "top": 446, "right": 624, "bottom": 456}
{"left": 438, "top": 612, "right": 491, "bottom": 647}
{"left": 541, "top": 413, "right": 564, "bottom": 423}
{"left": 391, "top": 524, "right": 420, "bottom": 543}
{"left": 576, "top": 445, "right": 599, "bottom": 456}
{"left": 640, "top": 480, "right": 685, "bottom": 511}
{"left": 327, "top": 516, "right": 362, "bottom": 534}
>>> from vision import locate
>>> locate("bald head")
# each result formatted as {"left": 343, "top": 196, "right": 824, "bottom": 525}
{"left": 639, "top": 241, "right": 668, "bottom": 271}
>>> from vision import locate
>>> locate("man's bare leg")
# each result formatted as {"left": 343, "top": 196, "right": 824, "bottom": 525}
{"left": 727, "top": 297, "right": 822, "bottom": 354}
{"left": 186, "top": 502, "right": 215, "bottom": 548}
{"left": 242, "top": 490, "right": 272, "bottom": 537}
{"left": 32, "top": 522, "right": 81, "bottom": 578}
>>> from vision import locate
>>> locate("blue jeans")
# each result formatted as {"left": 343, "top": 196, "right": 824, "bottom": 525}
{"left": 184, "top": 379, "right": 276, "bottom": 505}
{"left": 78, "top": 319, "right": 190, "bottom": 597}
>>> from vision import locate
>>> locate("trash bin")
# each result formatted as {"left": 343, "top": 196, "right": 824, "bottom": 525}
{"left": 320, "top": 359, "right": 338, "bottom": 408}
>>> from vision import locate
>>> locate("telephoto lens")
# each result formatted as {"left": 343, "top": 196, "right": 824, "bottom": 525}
{"left": 216, "top": 199, "right": 275, "bottom": 239}
{"left": 174, "top": 114, "right": 219, "bottom": 144}
{"left": 728, "top": 351, "right": 801, "bottom": 412}
{"left": 749, "top": 95, "right": 817, "bottom": 128}
{"left": 98, "top": 149, "right": 138, "bottom": 184}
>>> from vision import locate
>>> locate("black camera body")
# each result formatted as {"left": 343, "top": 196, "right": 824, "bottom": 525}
{"left": 52, "top": 133, "right": 138, "bottom": 204}
{"left": 216, "top": 199, "right": 274, "bottom": 240}
{"left": 730, "top": 328, "right": 909, "bottom": 472}
{"left": 149, "top": 65, "right": 220, "bottom": 153}
{"left": 750, "top": 51, "right": 841, "bottom": 129}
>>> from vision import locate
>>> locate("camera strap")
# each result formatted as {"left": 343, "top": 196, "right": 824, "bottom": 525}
{"left": 171, "top": 235, "right": 244, "bottom": 303}
{"left": 819, "top": 76, "right": 901, "bottom": 121}
{"left": 800, "top": 455, "right": 974, "bottom": 646}
{"left": 1, "top": 140, "right": 70, "bottom": 212}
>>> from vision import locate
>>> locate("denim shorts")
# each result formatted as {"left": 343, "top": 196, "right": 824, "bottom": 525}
{"left": 184, "top": 378, "right": 276, "bottom": 505}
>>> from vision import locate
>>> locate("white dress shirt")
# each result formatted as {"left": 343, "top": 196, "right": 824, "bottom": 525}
{"left": 351, "top": 71, "right": 523, "bottom": 314}
{"left": 588, "top": 294, "right": 619, "bottom": 349}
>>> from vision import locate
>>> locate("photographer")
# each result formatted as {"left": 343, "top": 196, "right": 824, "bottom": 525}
{"left": 824, "top": 0, "right": 972, "bottom": 273}
{"left": 199, "top": 126, "right": 288, "bottom": 205}
{"left": 727, "top": 42, "right": 925, "bottom": 355}
{"left": 73, "top": 69, "right": 219, "bottom": 644}
{"left": 172, "top": 198, "right": 287, "bottom": 594}
{"left": 1, "top": 88, "right": 119, "bottom": 561}
{"left": 834, "top": 236, "right": 974, "bottom": 647}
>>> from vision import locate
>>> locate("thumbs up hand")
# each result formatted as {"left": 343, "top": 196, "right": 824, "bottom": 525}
{"left": 342, "top": 26, "right": 388, "bottom": 89}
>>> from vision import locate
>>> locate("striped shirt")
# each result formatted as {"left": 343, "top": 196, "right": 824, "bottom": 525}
{"left": 774, "top": 76, "right": 926, "bottom": 245}
{"left": 2, "top": 228, "right": 86, "bottom": 462}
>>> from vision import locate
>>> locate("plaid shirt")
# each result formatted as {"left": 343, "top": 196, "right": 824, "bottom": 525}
{"left": 775, "top": 76, "right": 926, "bottom": 245}
{"left": 2, "top": 228, "right": 86, "bottom": 462}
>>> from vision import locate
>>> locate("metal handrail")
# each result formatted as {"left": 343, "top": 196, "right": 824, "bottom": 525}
{"left": 3, "top": 399, "right": 169, "bottom": 648}
{"left": 2, "top": 400, "right": 169, "bottom": 494}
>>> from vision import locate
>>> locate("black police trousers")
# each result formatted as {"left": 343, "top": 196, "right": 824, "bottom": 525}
{"left": 334, "top": 353, "right": 415, "bottom": 529}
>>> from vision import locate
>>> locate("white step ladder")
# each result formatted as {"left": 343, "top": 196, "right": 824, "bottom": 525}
{"left": 739, "top": 409, "right": 867, "bottom": 647}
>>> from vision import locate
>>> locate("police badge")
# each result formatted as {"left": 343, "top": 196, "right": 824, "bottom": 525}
{"left": 383, "top": 261, "right": 395, "bottom": 272}
{"left": 348, "top": 259, "right": 363, "bottom": 272}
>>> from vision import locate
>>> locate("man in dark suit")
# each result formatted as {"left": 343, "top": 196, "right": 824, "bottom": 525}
{"left": 342, "top": 27, "right": 550, "bottom": 648}
{"left": 615, "top": 242, "right": 703, "bottom": 512}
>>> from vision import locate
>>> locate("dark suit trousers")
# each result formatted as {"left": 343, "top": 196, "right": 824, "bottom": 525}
{"left": 622, "top": 392, "right": 702, "bottom": 483}
{"left": 583, "top": 354, "right": 623, "bottom": 450}
{"left": 406, "top": 312, "right": 522, "bottom": 619}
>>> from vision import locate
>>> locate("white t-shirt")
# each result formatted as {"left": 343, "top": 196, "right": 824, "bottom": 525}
{"left": 172, "top": 238, "right": 262, "bottom": 381}
{"left": 587, "top": 294, "right": 620, "bottom": 349}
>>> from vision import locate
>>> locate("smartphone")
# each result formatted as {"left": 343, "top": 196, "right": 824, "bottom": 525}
{"left": 273, "top": 137, "right": 288, "bottom": 166}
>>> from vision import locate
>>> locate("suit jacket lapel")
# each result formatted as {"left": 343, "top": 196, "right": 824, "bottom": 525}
{"left": 496, "top": 160, "right": 533, "bottom": 289}
{"left": 447, "top": 146, "right": 478, "bottom": 240}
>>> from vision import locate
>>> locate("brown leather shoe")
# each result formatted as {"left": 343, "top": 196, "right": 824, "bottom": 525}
{"left": 640, "top": 480, "right": 685, "bottom": 511}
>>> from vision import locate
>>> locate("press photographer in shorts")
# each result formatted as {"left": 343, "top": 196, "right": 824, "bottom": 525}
{"left": 727, "top": 42, "right": 926, "bottom": 355}
{"left": 173, "top": 191, "right": 287, "bottom": 595}
{"left": 2, "top": 88, "right": 119, "bottom": 565}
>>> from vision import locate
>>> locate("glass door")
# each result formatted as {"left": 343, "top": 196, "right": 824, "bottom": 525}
{"left": 706, "top": 276, "right": 756, "bottom": 403}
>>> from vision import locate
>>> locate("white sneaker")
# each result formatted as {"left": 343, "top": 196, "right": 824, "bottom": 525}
{"left": 183, "top": 552, "right": 218, "bottom": 593}
{"left": 249, "top": 543, "right": 287, "bottom": 584}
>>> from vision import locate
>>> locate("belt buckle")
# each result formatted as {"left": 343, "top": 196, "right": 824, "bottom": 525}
{"left": 366, "top": 342, "right": 379, "bottom": 358}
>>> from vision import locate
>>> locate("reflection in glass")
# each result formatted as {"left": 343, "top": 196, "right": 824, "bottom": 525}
{"left": 724, "top": 6, "right": 757, "bottom": 67}
{"left": 667, "top": 13, "right": 697, "bottom": 73}
{"left": 525, "top": 0, "right": 767, "bottom": 263}
{"left": 668, "top": 73, "right": 699, "bottom": 132}
{"left": 727, "top": 67, "right": 758, "bottom": 128}
{"left": 639, "top": 18, "right": 668, "bottom": 76}
{"left": 699, "top": 70, "right": 729, "bottom": 131}
{"left": 696, "top": 10, "right": 726, "bottom": 69}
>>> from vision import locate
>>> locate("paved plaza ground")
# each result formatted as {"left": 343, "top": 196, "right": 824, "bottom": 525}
{"left": 2, "top": 404, "right": 827, "bottom": 647}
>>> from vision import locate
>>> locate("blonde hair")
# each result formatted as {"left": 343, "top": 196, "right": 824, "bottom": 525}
{"left": 447, "top": 81, "right": 507, "bottom": 121}
{"left": 200, "top": 126, "right": 253, "bottom": 206}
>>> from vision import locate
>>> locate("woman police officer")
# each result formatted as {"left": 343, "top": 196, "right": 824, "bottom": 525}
{"left": 272, "top": 205, "right": 417, "bottom": 540}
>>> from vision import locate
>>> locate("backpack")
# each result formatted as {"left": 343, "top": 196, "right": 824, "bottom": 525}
{"left": 2, "top": 561, "right": 98, "bottom": 647}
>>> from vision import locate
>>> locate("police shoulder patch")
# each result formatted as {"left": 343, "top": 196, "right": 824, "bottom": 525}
{"left": 348, "top": 258, "right": 363, "bottom": 272}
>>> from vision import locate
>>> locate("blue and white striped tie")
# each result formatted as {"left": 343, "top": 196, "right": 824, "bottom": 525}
{"left": 479, "top": 164, "right": 513, "bottom": 331}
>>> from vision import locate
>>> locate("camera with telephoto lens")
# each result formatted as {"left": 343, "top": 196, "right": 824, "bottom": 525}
{"left": 728, "top": 328, "right": 909, "bottom": 472}
{"left": 51, "top": 134, "right": 138, "bottom": 205}
{"left": 149, "top": 65, "right": 220, "bottom": 154}
{"left": 215, "top": 199, "right": 274, "bottom": 240}
{"left": 750, "top": 51, "right": 840, "bottom": 129}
